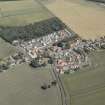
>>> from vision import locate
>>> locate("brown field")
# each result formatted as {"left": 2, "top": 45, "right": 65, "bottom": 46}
{"left": 44, "top": 0, "right": 105, "bottom": 39}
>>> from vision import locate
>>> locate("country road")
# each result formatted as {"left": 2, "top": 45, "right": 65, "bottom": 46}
{"left": 51, "top": 63, "right": 70, "bottom": 105}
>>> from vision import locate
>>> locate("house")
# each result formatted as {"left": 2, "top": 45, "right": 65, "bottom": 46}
{"left": 29, "top": 50, "right": 37, "bottom": 59}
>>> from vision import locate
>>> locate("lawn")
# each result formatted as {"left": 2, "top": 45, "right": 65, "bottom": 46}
{"left": 61, "top": 50, "right": 105, "bottom": 105}
{"left": 0, "top": 64, "right": 61, "bottom": 105}
{"left": 0, "top": 0, "right": 53, "bottom": 26}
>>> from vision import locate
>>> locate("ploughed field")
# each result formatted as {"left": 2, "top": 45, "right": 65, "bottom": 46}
{"left": 0, "top": 64, "right": 61, "bottom": 105}
{"left": 43, "top": 0, "right": 105, "bottom": 39}
{"left": 61, "top": 50, "right": 105, "bottom": 105}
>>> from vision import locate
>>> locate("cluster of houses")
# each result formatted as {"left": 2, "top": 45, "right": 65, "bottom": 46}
{"left": 12, "top": 28, "right": 74, "bottom": 59}
{"left": 1, "top": 26, "right": 105, "bottom": 74}
{"left": 53, "top": 40, "right": 89, "bottom": 74}
{"left": 0, "top": 52, "right": 29, "bottom": 72}
{"left": 81, "top": 36, "right": 105, "bottom": 50}
{"left": 53, "top": 36, "right": 105, "bottom": 74}
{"left": 11, "top": 28, "right": 89, "bottom": 74}
{"left": 0, "top": 28, "right": 74, "bottom": 72}
{"left": 7, "top": 52, "right": 27, "bottom": 65}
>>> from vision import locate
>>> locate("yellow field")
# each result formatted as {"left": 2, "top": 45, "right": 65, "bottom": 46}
{"left": 44, "top": 0, "right": 105, "bottom": 39}
{"left": 0, "top": 0, "right": 53, "bottom": 26}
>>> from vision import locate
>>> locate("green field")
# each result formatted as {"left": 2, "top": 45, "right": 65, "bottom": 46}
{"left": 0, "top": 0, "right": 53, "bottom": 26}
{"left": 0, "top": 38, "right": 16, "bottom": 59}
{"left": 0, "top": 64, "right": 61, "bottom": 105}
{"left": 61, "top": 50, "right": 105, "bottom": 105}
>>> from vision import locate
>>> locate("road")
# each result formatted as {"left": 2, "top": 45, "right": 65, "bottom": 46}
{"left": 50, "top": 63, "right": 70, "bottom": 105}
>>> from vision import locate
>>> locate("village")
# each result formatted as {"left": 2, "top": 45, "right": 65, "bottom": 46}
{"left": 0, "top": 27, "right": 105, "bottom": 74}
{"left": 0, "top": 0, "right": 105, "bottom": 105}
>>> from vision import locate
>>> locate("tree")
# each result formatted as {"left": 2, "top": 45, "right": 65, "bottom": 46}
{"left": 48, "top": 57, "right": 53, "bottom": 64}
{"left": 30, "top": 58, "right": 39, "bottom": 68}
{"left": 1, "top": 64, "right": 9, "bottom": 70}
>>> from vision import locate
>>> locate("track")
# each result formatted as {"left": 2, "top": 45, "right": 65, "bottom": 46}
{"left": 50, "top": 63, "right": 70, "bottom": 105}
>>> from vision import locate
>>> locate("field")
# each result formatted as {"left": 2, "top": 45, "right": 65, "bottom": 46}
{"left": 0, "top": 0, "right": 53, "bottom": 26}
{"left": 0, "top": 38, "right": 16, "bottom": 59}
{"left": 0, "top": 64, "right": 61, "bottom": 105}
{"left": 43, "top": 0, "right": 105, "bottom": 39}
{"left": 61, "top": 50, "right": 105, "bottom": 105}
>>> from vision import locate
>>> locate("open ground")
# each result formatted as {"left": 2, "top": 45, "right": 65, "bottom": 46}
{"left": 43, "top": 0, "right": 105, "bottom": 39}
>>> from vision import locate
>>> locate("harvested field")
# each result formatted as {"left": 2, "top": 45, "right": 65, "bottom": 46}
{"left": 44, "top": 0, "right": 105, "bottom": 39}
{"left": 0, "top": 0, "right": 53, "bottom": 26}
{"left": 0, "top": 64, "right": 61, "bottom": 105}
{"left": 0, "top": 38, "right": 16, "bottom": 59}
{"left": 61, "top": 50, "right": 105, "bottom": 105}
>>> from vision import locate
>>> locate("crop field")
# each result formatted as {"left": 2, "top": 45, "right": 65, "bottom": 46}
{"left": 0, "top": 0, "right": 53, "bottom": 26}
{"left": 0, "top": 38, "right": 16, "bottom": 59}
{"left": 44, "top": 0, "right": 105, "bottom": 39}
{"left": 0, "top": 64, "right": 61, "bottom": 105}
{"left": 61, "top": 50, "right": 105, "bottom": 105}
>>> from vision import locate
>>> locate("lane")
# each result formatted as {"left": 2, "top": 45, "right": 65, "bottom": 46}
{"left": 51, "top": 63, "right": 70, "bottom": 105}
